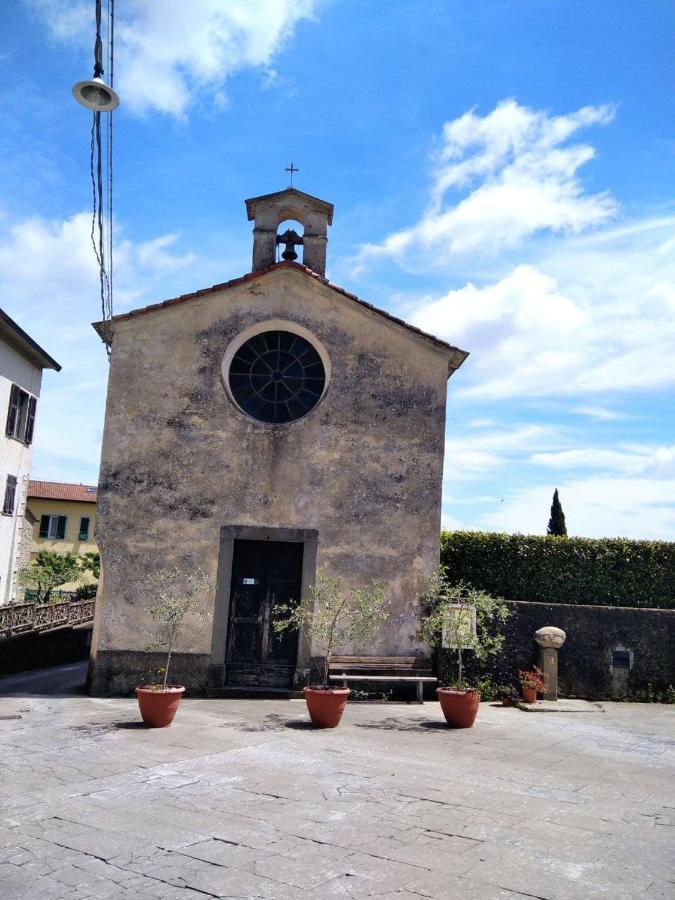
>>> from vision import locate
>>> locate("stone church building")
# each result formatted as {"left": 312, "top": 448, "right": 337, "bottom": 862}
{"left": 89, "top": 188, "right": 467, "bottom": 695}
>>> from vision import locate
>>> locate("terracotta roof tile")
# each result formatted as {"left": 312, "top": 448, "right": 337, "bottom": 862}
{"left": 95, "top": 261, "right": 468, "bottom": 368}
{"left": 28, "top": 481, "right": 98, "bottom": 503}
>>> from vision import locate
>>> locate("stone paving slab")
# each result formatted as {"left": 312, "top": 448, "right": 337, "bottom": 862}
{"left": 0, "top": 665, "right": 674, "bottom": 898}
{"left": 518, "top": 698, "right": 604, "bottom": 713}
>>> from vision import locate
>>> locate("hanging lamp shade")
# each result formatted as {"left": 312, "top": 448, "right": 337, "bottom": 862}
{"left": 72, "top": 76, "right": 119, "bottom": 112}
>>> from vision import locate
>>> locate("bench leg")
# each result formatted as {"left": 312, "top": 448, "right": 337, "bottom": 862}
{"left": 417, "top": 682, "right": 423, "bottom": 703}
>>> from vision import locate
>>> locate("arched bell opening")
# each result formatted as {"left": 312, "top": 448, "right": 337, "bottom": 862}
{"left": 246, "top": 189, "right": 333, "bottom": 276}
{"left": 275, "top": 219, "right": 305, "bottom": 264}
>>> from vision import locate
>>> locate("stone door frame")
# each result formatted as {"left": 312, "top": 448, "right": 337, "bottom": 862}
{"left": 208, "top": 525, "right": 318, "bottom": 690}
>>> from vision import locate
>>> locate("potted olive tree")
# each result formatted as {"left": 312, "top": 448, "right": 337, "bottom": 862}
{"left": 419, "top": 570, "right": 511, "bottom": 728}
{"left": 136, "top": 566, "right": 212, "bottom": 728}
{"left": 274, "top": 575, "right": 389, "bottom": 728}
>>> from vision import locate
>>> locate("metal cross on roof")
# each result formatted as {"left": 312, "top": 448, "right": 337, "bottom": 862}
{"left": 285, "top": 162, "right": 299, "bottom": 187}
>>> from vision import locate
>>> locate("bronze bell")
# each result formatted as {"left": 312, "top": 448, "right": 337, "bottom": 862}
{"left": 276, "top": 228, "right": 303, "bottom": 262}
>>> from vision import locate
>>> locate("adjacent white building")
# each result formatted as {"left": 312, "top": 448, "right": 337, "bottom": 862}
{"left": 0, "top": 310, "right": 60, "bottom": 605}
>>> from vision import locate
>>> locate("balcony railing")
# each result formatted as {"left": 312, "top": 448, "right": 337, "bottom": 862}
{"left": 0, "top": 599, "right": 95, "bottom": 639}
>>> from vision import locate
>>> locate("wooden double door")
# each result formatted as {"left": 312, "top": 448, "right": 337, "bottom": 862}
{"left": 225, "top": 539, "right": 303, "bottom": 688}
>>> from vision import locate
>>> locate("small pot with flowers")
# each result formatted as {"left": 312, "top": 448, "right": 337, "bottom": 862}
{"left": 497, "top": 684, "right": 519, "bottom": 707}
{"left": 136, "top": 566, "right": 212, "bottom": 728}
{"left": 274, "top": 575, "right": 389, "bottom": 728}
{"left": 519, "top": 667, "right": 544, "bottom": 704}
{"left": 419, "top": 570, "right": 511, "bottom": 728}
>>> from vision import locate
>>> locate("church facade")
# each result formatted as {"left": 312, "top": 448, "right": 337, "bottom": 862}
{"left": 88, "top": 188, "right": 467, "bottom": 695}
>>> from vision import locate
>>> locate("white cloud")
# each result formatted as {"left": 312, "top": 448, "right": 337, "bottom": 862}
{"left": 444, "top": 423, "right": 563, "bottom": 481}
{"left": 29, "top": 0, "right": 317, "bottom": 117}
{"left": 530, "top": 444, "right": 675, "bottom": 478}
{"left": 639, "top": 445, "right": 675, "bottom": 480}
{"left": 0, "top": 213, "right": 195, "bottom": 316}
{"left": 478, "top": 476, "right": 675, "bottom": 541}
{"left": 441, "top": 424, "right": 675, "bottom": 538}
{"left": 358, "top": 99, "right": 617, "bottom": 268}
{"left": 0, "top": 211, "right": 201, "bottom": 480}
{"left": 574, "top": 405, "right": 627, "bottom": 421}
{"left": 410, "top": 216, "right": 675, "bottom": 399}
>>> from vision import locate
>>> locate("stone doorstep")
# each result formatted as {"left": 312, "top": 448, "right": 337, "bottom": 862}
{"left": 518, "top": 698, "right": 604, "bottom": 713}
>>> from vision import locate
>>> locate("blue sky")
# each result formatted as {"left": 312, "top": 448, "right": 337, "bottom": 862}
{"left": 2, "top": 0, "right": 674, "bottom": 539}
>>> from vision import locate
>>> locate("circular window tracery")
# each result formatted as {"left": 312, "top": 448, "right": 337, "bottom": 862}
{"left": 228, "top": 330, "right": 326, "bottom": 423}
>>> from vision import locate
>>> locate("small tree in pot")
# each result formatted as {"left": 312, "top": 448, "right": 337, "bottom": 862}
{"left": 136, "top": 566, "right": 212, "bottom": 727}
{"left": 274, "top": 575, "right": 389, "bottom": 728}
{"left": 419, "top": 570, "right": 511, "bottom": 728}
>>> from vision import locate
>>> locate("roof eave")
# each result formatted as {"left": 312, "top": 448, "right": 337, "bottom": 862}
{"left": 245, "top": 188, "right": 334, "bottom": 225}
{"left": 96, "top": 261, "right": 468, "bottom": 358}
{"left": 0, "top": 310, "right": 61, "bottom": 371}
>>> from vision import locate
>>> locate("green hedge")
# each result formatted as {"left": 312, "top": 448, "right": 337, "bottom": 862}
{"left": 440, "top": 531, "right": 675, "bottom": 609}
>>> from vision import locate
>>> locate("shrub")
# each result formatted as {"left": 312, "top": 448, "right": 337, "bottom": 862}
{"left": 274, "top": 575, "right": 389, "bottom": 688}
{"left": 74, "top": 583, "right": 98, "bottom": 601}
{"left": 418, "top": 571, "right": 511, "bottom": 688}
{"left": 143, "top": 567, "right": 212, "bottom": 689}
{"left": 441, "top": 531, "right": 675, "bottom": 609}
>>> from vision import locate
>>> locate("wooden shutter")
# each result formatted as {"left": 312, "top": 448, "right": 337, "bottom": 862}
{"left": 25, "top": 396, "right": 37, "bottom": 444}
{"left": 6, "top": 384, "right": 20, "bottom": 437}
{"left": 39, "top": 515, "right": 50, "bottom": 537}
{"left": 79, "top": 517, "right": 90, "bottom": 540}
{"left": 3, "top": 476, "right": 17, "bottom": 515}
{"left": 56, "top": 516, "right": 67, "bottom": 539}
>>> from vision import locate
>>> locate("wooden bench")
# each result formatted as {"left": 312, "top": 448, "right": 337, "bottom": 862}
{"left": 328, "top": 656, "right": 437, "bottom": 703}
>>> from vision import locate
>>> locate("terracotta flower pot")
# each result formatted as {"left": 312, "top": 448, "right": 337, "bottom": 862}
{"left": 521, "top": 684, "right": 537, "bottom": 704}
{"left": 437, "top": 687, "right": 480, "bottom": 728}
{"left": 303, "top": 687, "right": 350, "bottom": 728}
{"left": 136, "top": 685, "right": 185, "bottom": 727}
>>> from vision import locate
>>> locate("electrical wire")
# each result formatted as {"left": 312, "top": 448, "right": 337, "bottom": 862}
{"left": 107, "top": 0, "right": 114, "bottom": 352}
{"left": 88, "top": 0, "right": 114, "bottom": 358}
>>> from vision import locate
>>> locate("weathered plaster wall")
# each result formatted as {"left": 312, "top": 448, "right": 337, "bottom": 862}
{"left": 90, "top": 266, "right": 456, "bottom": 693}
{"left": 440, "top": 600, "right": 675, "bottom": 700}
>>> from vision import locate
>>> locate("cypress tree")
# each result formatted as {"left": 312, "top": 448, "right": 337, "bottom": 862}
{"left": 547, "top": 488, "right": 567, "bottom": 536}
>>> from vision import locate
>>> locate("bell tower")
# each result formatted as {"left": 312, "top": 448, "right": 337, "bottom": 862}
{"left": 245, "top": 187, "right": 334, "bottom": 276}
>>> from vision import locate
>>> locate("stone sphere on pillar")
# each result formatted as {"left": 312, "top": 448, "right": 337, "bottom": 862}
{"left": 534, "top": 626, "right": 566, "bottom": 649}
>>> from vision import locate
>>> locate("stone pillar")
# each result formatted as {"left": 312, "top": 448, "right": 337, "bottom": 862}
{"left": 534, "top": 626, "right": 566, "bottom": 701}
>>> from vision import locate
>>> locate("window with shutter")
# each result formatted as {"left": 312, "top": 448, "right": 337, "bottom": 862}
{"left": 56, "top": 516, "right": 67, "bottom": 539}
{"left": 5, "top": 384, "right": 35, "bottom": 442}
{"left": 25, "top": 396, "right": 37, "bottom": 444}
{"left": 6, "top": 384, "right": 20, "bottom": 437}
{"left": 2, "top": 475, "right": 17, "bottom": 515}
{"left": 39, "top": 515, "right": 50, "bottom": 537}
{"left": 79, "top": 517, "right": 90, "bottom": 541}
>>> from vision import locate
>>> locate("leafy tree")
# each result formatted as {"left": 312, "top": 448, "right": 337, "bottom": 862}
{"left": 274, "top": 575, "right": 389, "bottom": 689}
{"left": 547, "top": 488, "right": 568, "bottom": 536}
{"left": 78, "top": 551, "right": 100, "bottom": 580}
{"left": 418, "top": 570, "right": 511, "bottom": 688}
{"left": 143, "top": 567, "right": 212, "bottom": 689}
{"left": 18, "top": 551, "right": 82, "bottom": 604}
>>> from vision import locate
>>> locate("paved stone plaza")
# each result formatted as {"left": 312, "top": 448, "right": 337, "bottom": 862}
{"left": 1, "top": 663, "right": 674, "bottom": 899}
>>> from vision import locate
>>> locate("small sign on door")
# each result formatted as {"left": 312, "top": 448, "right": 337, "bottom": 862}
{"left": 242, "top": 577, "right": 258, "bottom": 585}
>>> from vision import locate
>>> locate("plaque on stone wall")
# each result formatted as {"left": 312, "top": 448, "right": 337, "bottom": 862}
{"left": 441, "top": 604, "right": 477, "bottom": 650}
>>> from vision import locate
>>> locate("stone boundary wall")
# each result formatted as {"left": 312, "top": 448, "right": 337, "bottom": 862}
{"left": 440, "top": 600, "right": 675, "bottom": 701}
{"left": 0, "top": 627, "right": 91, "bottom": 677}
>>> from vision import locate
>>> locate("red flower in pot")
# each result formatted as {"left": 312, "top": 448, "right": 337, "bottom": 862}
{"left": 519, "top": 666, "right": 545, "bottom": 703}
